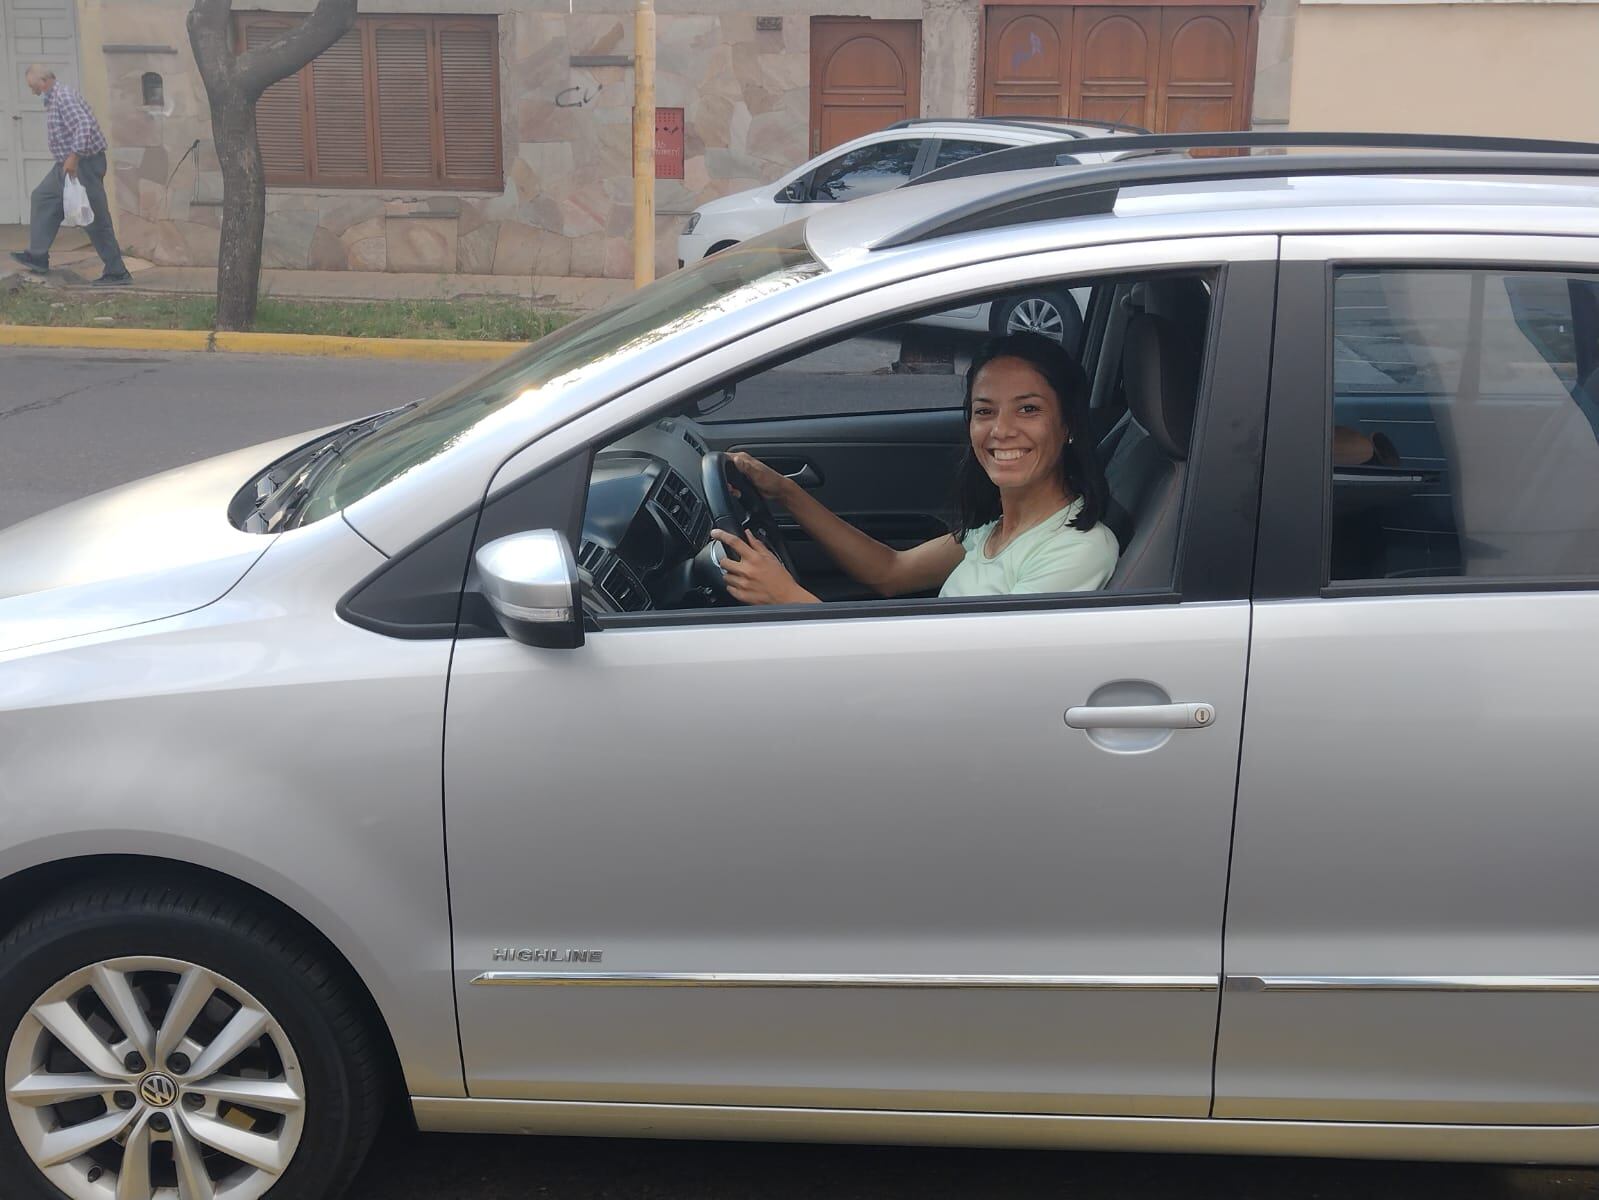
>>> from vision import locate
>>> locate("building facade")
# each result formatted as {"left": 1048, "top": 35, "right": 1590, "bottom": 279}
{"left": 3, "top": 0, "right": 1587, "bottom": 280}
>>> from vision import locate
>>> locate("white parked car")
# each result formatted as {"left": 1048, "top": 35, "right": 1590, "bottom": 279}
{"left": 679, "top": 118, "right": 1148, "bottom": 346}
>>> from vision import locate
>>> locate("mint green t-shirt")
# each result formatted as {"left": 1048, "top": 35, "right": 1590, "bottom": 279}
{"left": 938, "top": 498, "right": 1119, "bottom": 598}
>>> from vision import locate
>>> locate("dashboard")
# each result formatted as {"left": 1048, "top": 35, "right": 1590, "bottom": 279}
{"left": 579, "top": 416, "right": 721, "bottom": 614}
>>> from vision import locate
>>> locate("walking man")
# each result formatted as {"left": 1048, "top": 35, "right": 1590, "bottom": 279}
{"left": 9, "top": 65, "right": 131, "bottom": 285}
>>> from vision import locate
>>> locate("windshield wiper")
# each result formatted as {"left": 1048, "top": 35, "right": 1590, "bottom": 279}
{"left": 246, "top": 401, "right": 422, "bottom": 532}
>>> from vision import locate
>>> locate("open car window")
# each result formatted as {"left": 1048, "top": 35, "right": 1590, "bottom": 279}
{"left": 565, "top": 271, "right": 1216, "bottom": 620}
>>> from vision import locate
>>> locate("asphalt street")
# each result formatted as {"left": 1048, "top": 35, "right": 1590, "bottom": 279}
{"left": 0, "top": 348, "right": 474, "bottom": 530}
{"left": 4, "top": 345, "right": 1599, "bottom": 1198}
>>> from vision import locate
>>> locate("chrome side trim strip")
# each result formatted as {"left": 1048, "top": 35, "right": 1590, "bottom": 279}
{"left": 1228, "top": 975, "right": 1599, "bottom": 994}
{"left": 411, "top": 1097, "right": 1599, "bottom": 1163}
{"left": 470, "top": 971, "right": 1217, "bottom": 990}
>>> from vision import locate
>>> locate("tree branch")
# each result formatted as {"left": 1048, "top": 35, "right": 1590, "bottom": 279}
{"left": 235, "top": 0, "right": 357, "bottom": 99}
{"left": 186, "top": 0, "right": 239, "bottom": 95}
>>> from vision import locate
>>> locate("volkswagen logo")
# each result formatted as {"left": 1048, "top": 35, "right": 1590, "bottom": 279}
{"left": 138, "top": 1073, "right": 177, "bottom": 1108}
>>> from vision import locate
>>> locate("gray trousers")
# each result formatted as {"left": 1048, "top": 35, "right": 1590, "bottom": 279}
{"left": 30, "top": 150, "right": 127, "bottom": 276}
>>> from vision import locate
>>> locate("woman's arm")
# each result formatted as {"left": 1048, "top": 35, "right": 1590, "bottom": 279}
{"left": 727, "top": 452, "right": 963, "bottom": 597}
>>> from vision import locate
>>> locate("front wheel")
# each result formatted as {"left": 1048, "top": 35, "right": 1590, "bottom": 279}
{"left": 990, "top": 289, "right": 1084, "bottom": 349}
{"left": 0, "top": 884, "right": 384, "bottom": 1200}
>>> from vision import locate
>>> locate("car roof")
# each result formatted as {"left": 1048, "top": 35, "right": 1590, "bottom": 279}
{"left": 802, "top": 162, "right": 1599, "bottom": 270}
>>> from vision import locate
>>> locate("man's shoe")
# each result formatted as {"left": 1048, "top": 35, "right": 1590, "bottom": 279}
{"left": 92, "top": 271, "right": 132, "bottom": 287}
{"left": 8, "top": 251, "right": 48, "bottom": 274}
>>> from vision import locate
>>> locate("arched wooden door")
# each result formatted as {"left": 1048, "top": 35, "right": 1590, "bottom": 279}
{"left": 981, "top": 3, "right": 1253, "bottom": 134}
{"left": 809, "top": 18, "right": 922, "bottom": 156}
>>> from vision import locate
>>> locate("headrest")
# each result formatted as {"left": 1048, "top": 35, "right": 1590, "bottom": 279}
{"left": 1121, "top": 313, "right": 1200, "bottom": 461}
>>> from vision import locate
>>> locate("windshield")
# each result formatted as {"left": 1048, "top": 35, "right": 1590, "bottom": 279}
{"left": 255, "top": 227, "right": 824, "bottom": 530}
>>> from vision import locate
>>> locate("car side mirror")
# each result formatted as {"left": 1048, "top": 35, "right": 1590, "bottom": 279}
{"left": 779, "top": 181, "right": 808, "bottom": 203}
{"left": 474, "top": 530, "right": 584, "bottom": 649}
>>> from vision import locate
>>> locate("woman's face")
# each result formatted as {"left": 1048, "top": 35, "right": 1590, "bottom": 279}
{"left": 968, "top": 356, "right": 1070, "bottom": 494}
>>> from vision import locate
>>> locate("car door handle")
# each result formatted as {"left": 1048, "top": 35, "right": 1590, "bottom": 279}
{"left": 756, "top": 457, "right": 822, "bottom": 488}
{"left": 1064, "top": 702, "right": 1216, "bottom": 730}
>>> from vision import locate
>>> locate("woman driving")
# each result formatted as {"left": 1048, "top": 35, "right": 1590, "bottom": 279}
{"left": 708, "top": 332, "right": 1119, "bottom": 604}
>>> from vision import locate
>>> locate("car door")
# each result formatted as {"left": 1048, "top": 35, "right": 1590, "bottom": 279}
{"left": 1216, "top": 234, "right": 1599, "bottom": 1125}
{"left": 443, "top": 243, "right": 1276, "bottom": 1117}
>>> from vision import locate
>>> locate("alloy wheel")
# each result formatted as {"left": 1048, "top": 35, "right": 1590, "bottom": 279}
{"left": 1005, "top": 296, "right": 1067, "bottom": 340}
{"left": 5, "top": 956, "right": 306, "bottom": 1200}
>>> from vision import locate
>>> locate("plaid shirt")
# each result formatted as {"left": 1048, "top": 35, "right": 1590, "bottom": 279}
{"left": 43, "top": 82, "right": 108, "bottom": 161}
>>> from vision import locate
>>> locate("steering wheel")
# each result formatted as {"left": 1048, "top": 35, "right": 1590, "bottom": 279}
{"left": 699, "top": 451, "right": 798, "bottom": 596}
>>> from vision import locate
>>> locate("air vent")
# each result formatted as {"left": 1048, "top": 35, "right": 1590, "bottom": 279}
{"left": 682, "top": 428, "right": 707, "bottom": 455}
{"left": 600, "top": 559, "right": 651, "bottom": 611}
{"left": 651, "top": 468, "right": 704, "bottom": 543}
{"left": 577, "top": 540, "right": 607, "bottom": 573}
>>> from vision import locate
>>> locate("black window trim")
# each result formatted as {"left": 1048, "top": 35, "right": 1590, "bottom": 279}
{"left": 1257, "top": 255, "right": 1599, "bottom": 602}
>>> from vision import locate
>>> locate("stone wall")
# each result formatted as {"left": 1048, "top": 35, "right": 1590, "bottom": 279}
{"left": 85, "top": 0, "right": 949, "bottom": 278}
{"left": 82, "top": 0, "right": 1291, "bottom": 278}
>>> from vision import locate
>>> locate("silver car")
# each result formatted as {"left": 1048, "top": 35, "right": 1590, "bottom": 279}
{"left": 7, "top": 132, "right": 1599, "bottom": 1200}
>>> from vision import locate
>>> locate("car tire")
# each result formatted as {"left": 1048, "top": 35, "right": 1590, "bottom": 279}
{"left": 990, "top": 289, "right": 1084, "bottom": 349}
{"left": 0, "top": 882, "right": 384, "bottom": 1200}
{"left": 706, "top": 240, "right": 739, "bottom": 258}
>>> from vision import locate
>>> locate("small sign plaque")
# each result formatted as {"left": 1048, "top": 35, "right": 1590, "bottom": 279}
{"left": 655, "top": 107, "right": 685, "bottom": 180}
{"left": 756, "top": 16, "right": 783, "bottom": 32}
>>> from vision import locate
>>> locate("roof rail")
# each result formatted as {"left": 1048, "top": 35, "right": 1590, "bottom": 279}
{"left": 909, "top": 129, "right": 1599, "bottom": 188}
{"left": 886, "top": 115, "right": 1152, "bottom": 139}
{"left": 876, "top": 132, "right": 1599, "bottom": 251}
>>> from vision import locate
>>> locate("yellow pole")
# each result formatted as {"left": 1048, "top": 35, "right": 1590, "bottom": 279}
{"left": 633, "top": 0, "right": 656, "bottom": 287}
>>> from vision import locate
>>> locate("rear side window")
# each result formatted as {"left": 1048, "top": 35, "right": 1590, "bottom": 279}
{"left": 932, "top": 139, "right": 1007, "bottom": 170}
{"left": 1329, "top": 268, "right": 1599, "bottom": 583}
{"left": 808, "top": 139, "right": 923, "bottom": 202}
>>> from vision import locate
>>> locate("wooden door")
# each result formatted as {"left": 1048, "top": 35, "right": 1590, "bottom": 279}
{"left": 980, "top": 4, "right": 1252, "bottom": 133}
{"left": 810, "top": 18, "right": 921, "bottom": 157}
{"left": 982, "top": 6, "right": 1071, "bottom": 118}
{"left": 1155, "top": 7, "right": 1251, "bottom": 135}
{"left": 1070, "top": 8, "right": 1161, "bottom": 130}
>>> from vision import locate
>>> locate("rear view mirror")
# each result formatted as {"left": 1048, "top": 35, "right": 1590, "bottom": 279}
{"left": 779, "top": 181, "right": 808, "bottom": 203}
{"left": 475, "top": 530, "right": 584, "bottom": 649}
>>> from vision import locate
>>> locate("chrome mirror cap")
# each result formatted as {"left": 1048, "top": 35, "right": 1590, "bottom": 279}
{"left": 474, "top": 530, "right": 584, "bottom": 649}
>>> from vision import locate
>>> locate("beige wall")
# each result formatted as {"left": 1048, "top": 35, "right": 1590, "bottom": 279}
{"left": 1290, "top": 2, "right": 1599, "bottom": 137}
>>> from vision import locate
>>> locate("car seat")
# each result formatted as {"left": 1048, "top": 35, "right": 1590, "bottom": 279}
{"left": 1100, "top": 308, "right": 1204, "bottom": 591}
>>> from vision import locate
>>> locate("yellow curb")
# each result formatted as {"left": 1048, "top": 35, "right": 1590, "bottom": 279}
{"left": 212, "top": 331, "right": 522, "bottom": 362}
{"left": 0, "top": 325, "right": 211, "bottom": 352}
{"left": 0, "top": 324, "right": 522, "bottom": 362}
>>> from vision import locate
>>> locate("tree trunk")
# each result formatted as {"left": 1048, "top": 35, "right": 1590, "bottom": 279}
{"left": 210, "top": 103, "right": 266, "bottom": 331}
{"left": 188, "top": 0, "right": 356, "bottom": 331}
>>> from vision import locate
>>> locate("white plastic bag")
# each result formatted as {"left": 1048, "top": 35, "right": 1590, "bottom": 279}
{"left": 62, "top": 174, "right": 92, "bottom": 228}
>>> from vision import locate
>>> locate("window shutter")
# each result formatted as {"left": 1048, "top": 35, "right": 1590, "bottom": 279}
{"left": 438, "top": 22, "right": 500, "bottom": 187}
{"left": 242, "top": 17, "right": 309, "bottom": 183}
{"left": 308, "top": 28, "right": 372, "bottom": 184}
{"left": 372, "top": 20, "right": 436, "bottom": 185}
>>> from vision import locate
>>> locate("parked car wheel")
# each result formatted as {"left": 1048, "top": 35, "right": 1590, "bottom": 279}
{"left": 706, "top": 240, "right": 739, "bottom": 257}
{"left": 0, "top": 884, "right": 383, "bottom": 1200}
{"left": 990, "top": 288, "right": 1084, "bottom": 347}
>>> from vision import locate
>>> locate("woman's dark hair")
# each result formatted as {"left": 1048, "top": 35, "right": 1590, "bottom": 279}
{"left": 953, "top": 332, "right": 1108, "bottom": 539}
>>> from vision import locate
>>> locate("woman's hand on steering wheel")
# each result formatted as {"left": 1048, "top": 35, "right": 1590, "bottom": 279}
{"left": 725, "top": 451, "right": 793, "bottom": 504}
{"left": 709, "top": 528, "right": 817, "bottom": 605}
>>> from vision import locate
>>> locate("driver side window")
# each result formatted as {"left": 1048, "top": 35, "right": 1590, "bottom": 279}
{"left": 808, "top": 139, "right": 925, "bottom": 202}
{"left": 575, "top": 272, "right": 1215, "bottom": 621}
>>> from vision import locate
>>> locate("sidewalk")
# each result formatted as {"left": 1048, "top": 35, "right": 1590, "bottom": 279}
{"left": 0, "top": 224, "right": 632, "bottom": 312}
